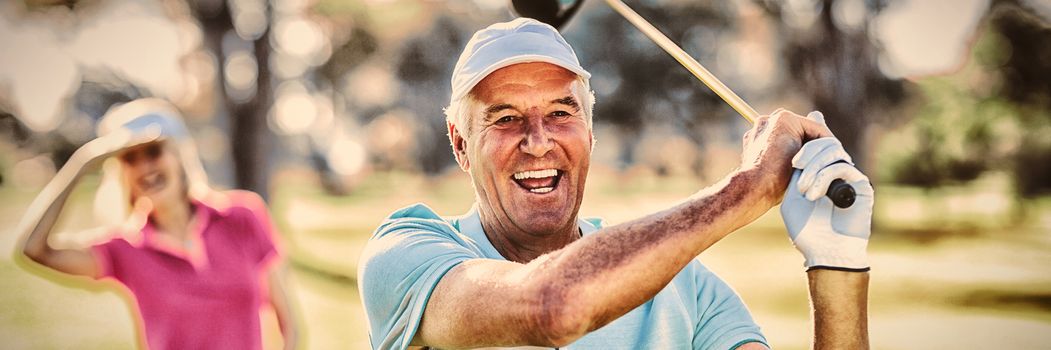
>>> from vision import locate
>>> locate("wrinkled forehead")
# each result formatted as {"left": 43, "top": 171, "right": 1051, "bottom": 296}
{"left": 477, "top": 62, "right": 577, "bottom": 90}
{"left": 469, "top": 62, "right": 583, "bottom": 105}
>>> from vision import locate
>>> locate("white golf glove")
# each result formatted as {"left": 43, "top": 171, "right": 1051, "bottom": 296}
{"left": 780, "top": 112, "right": 874, "bottom": 271}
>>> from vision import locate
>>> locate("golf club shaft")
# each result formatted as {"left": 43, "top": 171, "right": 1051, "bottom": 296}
{"left": 601, "top": 0, "right": 856, "bottom": 208}
{"left": 603, "top": 0, "right": 759, "bottom": 123}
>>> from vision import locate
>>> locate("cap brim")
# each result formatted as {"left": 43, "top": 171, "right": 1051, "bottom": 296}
{"left": 453, "top": 54, "right": 590, "bottom": 102}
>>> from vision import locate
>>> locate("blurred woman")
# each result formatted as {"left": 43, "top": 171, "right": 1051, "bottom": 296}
{"left": 17, "top": 98, "right": 297, "bottom": 350}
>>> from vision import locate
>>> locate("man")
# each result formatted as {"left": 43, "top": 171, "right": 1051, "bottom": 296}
{"left": 359, "top": 18, "right": 873, "bottom": 350}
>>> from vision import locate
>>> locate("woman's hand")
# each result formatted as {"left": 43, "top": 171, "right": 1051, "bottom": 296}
{"left": 69, "top": 125, "right": 164, "bottom": 174}
{"left": 17, "top": 124, "right": 163, "bottom": 278}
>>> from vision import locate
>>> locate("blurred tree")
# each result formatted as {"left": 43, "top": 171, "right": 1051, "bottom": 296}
{"left": 320, "top": 25, "right": 378, "bottom": 83}
{"left": 876, "top": 77, "right": 1003, "bottom": 188}
{"left": 876, "top": 0, "right": 1051, "bottom": 198}
{"left": 0, "top": 111, "right": 29, "bottom": 186}
{"left": 755, "top": 0, "right": 906, "bottom": 170}
{"left": 190, "top": 0, "right": 274, "bottom": 200}
{"left": 2, "top": 1, "right": 160, "bottom": 189}
{"left": 568, "top": 1, "right": 737, "bottom": 171}
{"left": 315, "top": 21, "right": 379, "bottom": 195}
{"left": 563, "top": 0, "right": 907, "bottom": 174}
{"left": 395, "top": 15, "right": 466, "bottom": 175}
{"left": 991, "top": 0, "right": 1051, "bottom": 197}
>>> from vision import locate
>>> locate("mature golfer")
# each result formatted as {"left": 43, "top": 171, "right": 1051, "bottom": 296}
{"left": 359, "top": 18, "right": 873, "bottom": 350}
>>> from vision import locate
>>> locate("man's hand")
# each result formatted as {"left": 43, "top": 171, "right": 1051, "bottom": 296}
{"left": 777, "top": 111, "right": 872, "bottom": 350}
{"left": 741, "top": 109, "right": 834, "bottom": 207}
{"left": 779, "top": 111, "right": 873, "bottom": 271}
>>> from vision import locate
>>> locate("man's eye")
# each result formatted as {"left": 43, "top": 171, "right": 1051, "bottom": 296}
{"left": 550, "top": 111, "right": 571, "bottom": 118}
{"left": 495, "top": 116, "right": 516, "bottom": 124}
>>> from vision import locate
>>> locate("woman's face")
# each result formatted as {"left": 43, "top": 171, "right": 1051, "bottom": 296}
{"left": 119, "top": 141, "right": 185, "bottom": 209}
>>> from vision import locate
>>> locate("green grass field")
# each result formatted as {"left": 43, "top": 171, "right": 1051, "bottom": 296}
{"left": 2, "top": 169, "right": 1049, "bottom": 349}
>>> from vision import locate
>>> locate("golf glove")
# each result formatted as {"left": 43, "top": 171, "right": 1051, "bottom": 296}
{"left": 780, "top": 112, "right": 874, "bottom": 271}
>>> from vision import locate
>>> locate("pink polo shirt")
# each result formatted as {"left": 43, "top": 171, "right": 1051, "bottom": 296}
{"left": 92, "top": 191, "right": 280, "bottom": 350}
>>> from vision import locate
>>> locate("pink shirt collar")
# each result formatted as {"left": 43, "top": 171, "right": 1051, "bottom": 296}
{"left": 136, "top": 200, "right": 221, "bottom": 269}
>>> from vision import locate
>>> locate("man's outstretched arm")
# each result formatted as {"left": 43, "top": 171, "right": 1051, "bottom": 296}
{"left": 809, "top": 270, "right": 869, "bottom": 349}
{"left": 407, "top": 111, "right": 830, "bottom": 349}
{"left": 416, "top": 170, "right": 771, "bottom": 348}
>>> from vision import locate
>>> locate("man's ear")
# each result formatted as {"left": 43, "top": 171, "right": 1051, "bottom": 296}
{"left": 448, "top": 121, "right": 470, "bottom": 171}
{"left": 589, "top": 129, "right": 596, "bottom": 151}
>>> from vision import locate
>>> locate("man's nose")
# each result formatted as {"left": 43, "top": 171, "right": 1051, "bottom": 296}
{"left": 520, "top": 116, "right": 554, "bottom": 158}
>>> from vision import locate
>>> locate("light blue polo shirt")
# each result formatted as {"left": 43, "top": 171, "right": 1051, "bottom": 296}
{"left": 358, "top": 203, "right": 767, "bottom": 350}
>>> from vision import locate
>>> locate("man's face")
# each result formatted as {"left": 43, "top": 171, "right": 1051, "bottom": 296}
{"left": 452, "top": 62, "right": 592, "bottom": 237}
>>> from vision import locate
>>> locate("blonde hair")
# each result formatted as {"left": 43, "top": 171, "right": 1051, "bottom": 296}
{"left": 93, "top": 98, "right": 212, "bottom": 227}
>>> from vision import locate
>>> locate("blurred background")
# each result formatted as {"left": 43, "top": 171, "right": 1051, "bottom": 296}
{"left": 1, "top": 0, "right": 1049, "bottom": 348}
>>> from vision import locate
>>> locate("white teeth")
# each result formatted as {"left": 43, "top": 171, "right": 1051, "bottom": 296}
{"left": 529, "top": 187, "right": 554, "bottom": 193}
{"left": 513, "top": 169, "right": 558, "bottom": 180}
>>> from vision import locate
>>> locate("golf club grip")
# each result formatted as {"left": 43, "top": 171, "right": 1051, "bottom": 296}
{"left": 826, "top": 178, "right": 856, "bottom": 208}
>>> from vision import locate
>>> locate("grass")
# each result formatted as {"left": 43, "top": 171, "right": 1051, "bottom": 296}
{"left": 1, "top": 169, "right": 1049, "bottom": 349}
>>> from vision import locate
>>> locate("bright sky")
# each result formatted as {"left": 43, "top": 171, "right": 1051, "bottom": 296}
{"left": 874, "top": 0, "right": 991, "bottom": 78}
{"left": 0, "top": 11, "right": 79, "bottom": 132}
{"left": 69, "top": 1, "right": 186, "bottom": 97}
{"left": 0, "top": 1, "right": 186, "bottom": 132}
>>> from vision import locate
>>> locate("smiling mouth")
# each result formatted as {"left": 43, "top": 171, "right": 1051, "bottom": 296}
{"left": 512, "top": 169, "right": 563, "bottom": 194}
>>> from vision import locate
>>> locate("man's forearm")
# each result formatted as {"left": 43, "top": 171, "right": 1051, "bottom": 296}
{"left": 524, "top": 168, "right": 775, "bottom": 340}
{"left": 808, "top": 269, "right": 869, "bottom": 350}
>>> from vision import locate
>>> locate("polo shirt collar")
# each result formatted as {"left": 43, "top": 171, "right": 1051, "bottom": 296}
{"left": 137, "top": 199, "right": 219, "bottom": 268}
{"left": 455, "top": 204, "right": 600, "bottom": 261}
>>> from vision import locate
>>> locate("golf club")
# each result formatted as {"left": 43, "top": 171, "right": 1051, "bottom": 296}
{"left": 510, "top": 0, "right": 857, "bottom": 209}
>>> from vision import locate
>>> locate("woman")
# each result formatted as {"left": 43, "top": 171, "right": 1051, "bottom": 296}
{"left": 17, "top": 98, "right": 297, "bottom": 350}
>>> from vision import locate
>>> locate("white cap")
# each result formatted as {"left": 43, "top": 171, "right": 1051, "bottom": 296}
{"left": 450, "top": 18, "right": 590, "bottom": 102}
{"left": 97, "top": 98, "right": 189, "bottom": 140}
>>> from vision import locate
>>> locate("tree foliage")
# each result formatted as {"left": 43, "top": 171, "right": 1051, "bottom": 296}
{"left": 877, "top": 0, "right": 1051, "bottom": 197}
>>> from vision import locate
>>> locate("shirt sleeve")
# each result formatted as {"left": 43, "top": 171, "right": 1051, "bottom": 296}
{"left": 227, "top": 191, "right": 281, "bottom": 267}
{"left": 357, "top": 204, "right": 480, "bottom": 350}
{"left": 91, "top": 238, "right": 131, "bottom": 281}
{"left": 691, "top": 262, "right": 768, "bottom": 350}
